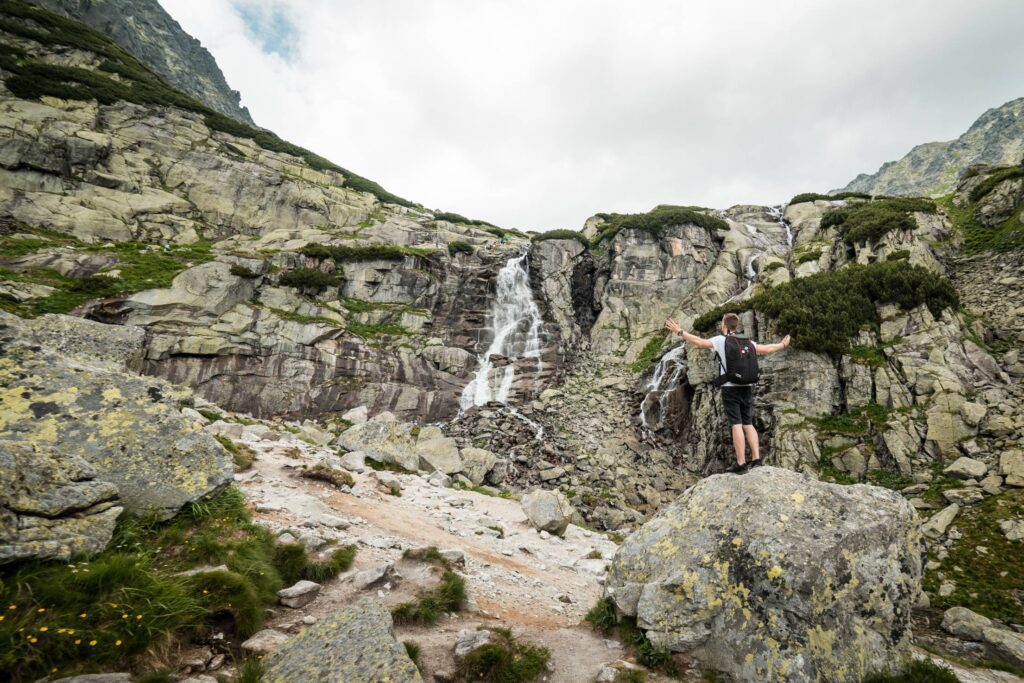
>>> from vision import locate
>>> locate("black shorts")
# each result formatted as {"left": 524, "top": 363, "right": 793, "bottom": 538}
{"left": 721, "top": 386, "right": 754, "bottom": 425}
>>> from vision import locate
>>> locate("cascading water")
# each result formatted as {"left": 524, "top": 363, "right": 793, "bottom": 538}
{"left": 767, "top": 205, "right": 794, "bottom": 251}
{"left": 459, "top": 253, "right": 544, "bottom": 411}
{"left": 639, "top": 345, "right": 687, "bottom": 437}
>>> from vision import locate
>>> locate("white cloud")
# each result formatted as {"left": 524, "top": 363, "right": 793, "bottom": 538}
{"left": 161, "top": 0, "right": 1024, "bottom": 230}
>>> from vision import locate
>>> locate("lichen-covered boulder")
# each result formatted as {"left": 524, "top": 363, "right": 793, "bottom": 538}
{"left": 605, "top": 467, "right": 923, "bottom": 683}
{"left": 0, "top": 312, "right": 233, "bottom": 535}
{"left": 335, "top": 415, "right": 420, "bottom": 472}
{"left": 262, "top": 597, "right": 421, "bottom": 683}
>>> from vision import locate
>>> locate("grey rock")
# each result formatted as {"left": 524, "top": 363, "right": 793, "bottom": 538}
{"left": 999, "top": 519, "right": 1024, "bottom": 541}
{"left": 352, "top": 564, "right": 395, "bottom": 590}
{"left": 944, "top": 457, "right": 989, "bottom": 480}
{"left": 454, "top": 629, "right": 493, "bottom": 658}
{"left": 922, "top": 505, "right": 960, "bottom": 539}
{"left": 606, "top": 467, "right": 921, "bottom": 682}
{"left": 278, "top": 580, "right": 322, "bottom": 608}
{"left": 339, "top": 450, "right": 367, "bottom": 473}
{"left": 262, "top": 597, "right": 422, "bottom": 682}
{"left": 942, "top": 488, "right": 985, "bottom": 506}
{"left": 521, "top": 489, "right": 576, "bottom": 536}
{"left": 241, "top": 629, "right": 291, "bottom": 656}
{"left": 51, "top": 676, "right": 133, "bottom": 683}
{"left": 459, "top": 447, "right": 498, "bottom": 485}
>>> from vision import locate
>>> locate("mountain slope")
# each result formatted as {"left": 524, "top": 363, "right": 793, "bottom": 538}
{"left": 839, "top": 97, "right": 1024, "bottom": 197}
{"left": 28, "top": 0, "right": 254, "bottom": 124}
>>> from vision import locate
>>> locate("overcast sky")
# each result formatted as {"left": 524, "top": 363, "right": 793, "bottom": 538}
{"left": 161, "top": 0, "right": 1024, "bottom": 231}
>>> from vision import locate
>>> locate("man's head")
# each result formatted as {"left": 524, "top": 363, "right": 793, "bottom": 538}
{"left": 721, "top": 312, "right": 740, "bottom": 335}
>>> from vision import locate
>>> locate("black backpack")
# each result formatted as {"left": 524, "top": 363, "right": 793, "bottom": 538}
{"left": 713, "top": 334, "right": 759, "bottom": 386}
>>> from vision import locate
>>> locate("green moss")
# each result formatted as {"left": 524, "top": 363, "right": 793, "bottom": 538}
{"left": 345, "top": 320, "right": 409, "bottom": 338}
{"left": 229, "top": 264, "right": 259, "bottom": 279}
{"left": 364, "top": 456, "right": 412, "bottom": 474}
{"left": 213, "top": 434, "right": 256, "bottom": 471}
{"left": 267, "top": 307, "right": 342, "bottom": 327}
{"left": 922, "top": 489, "right": 1023, "bottom": 622}
{"left": 848, "top": 345, "right": 887, "bottom": 367}
{"left": 447, "top": 240, "right": 475, "bottom": 256}
{"left": 390, "top": 570, "right": 466, "bottom": 625}
{"left": 693, "top": 261, "right": 958, "bottom": 357}
{"left": 593, "top": 206, "right": 729, "bottom": 244}
{"left": 630, "top": 329, "right": 669, "bottom": 373}
{"left": 298, "top": 244, "right": 427, "bottom": 263}
{"left": 941, "top": 191, "right": 1024, "bottom": 254}
{"left": 531, "top": 229, "right": 590, "bottom": 248}
{"left": 457, "top": 626, "right": 551, "bottom": 683}
{"left": 763, "top": 261, "right": 787, "bottom": 272}
{"left": 865, "top": 468, "right": 914, "bottom": 491}
{"left": 0, "top": 236, "right": 55, "bottom": 258}
{"left": 433, "top": 212, "right": 495, "bottom": 227}
{"left": 821, "top": 197, "right": 937, "bottom": 245}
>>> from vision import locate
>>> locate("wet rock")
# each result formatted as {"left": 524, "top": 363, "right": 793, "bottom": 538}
{"left": 262, "top": 597, "right": 421, "bottom": 682}
{"left": 521, "top": 488, "right": 577, "bottom": 536}
{"left": 606, "top": 467, "right": 922, "bottom": 682}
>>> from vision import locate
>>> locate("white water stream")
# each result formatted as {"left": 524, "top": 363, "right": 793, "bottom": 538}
{"left": 459, "top": 253, "right": 544, "bottom": 411}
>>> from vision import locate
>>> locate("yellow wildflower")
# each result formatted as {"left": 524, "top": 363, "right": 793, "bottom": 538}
{"left": 89, "top": 640, "right": 97, "bottom": 646}
{"left": 39, "top": 627, "right": 48, "bottom": 632}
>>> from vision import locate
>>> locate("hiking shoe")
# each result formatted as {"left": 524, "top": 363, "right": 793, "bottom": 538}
{"left": 748, "top": 458, "right": 764, "bottom": 468}
{"left": 726, "top": 461, "right": 749, "bottom": 474}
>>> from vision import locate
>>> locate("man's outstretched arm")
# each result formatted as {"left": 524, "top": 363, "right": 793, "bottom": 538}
{"left": 755, "top": 335, "right": 792, "bottom": 354}
{"left": 664, "top": 318, "right": 713, "bottom": 349}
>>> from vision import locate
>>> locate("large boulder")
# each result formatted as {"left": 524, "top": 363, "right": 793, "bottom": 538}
{"left": 262, "top": 597, "right": 422, "bottom": 683}
{"left": 0, "top": 313, "right": 233, "bottom": 538}
{"left": 335, "top": 416, "right": 420, "bottom": 472}
{"left": 520, "top": 488, "right": 576, "bottom": 536}
{"left": 605, "top": 467, "right": 923, "bottom": 683}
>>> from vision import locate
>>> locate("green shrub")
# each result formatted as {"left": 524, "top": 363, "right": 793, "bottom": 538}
{"left": 862, "top": 659, "right": 959, "bottom": 683}
{"left": 789, "top": 191, "right": 871, "bottom": 205}
{"left": 434, "top": 212, "right": 494, "bottom": 227}
{"left": 391, "top": 570, "right": 466, "bottom": 625}
{"left": 885, "top": 249, "right": 910, "bottom": 261}
{"left": 457, "top": 627, "right": 551, "bottom": 683}
{"left": 230, "top": 264, "right": 259, "bottom": 279}
{"left": 299, "top": 244, "right": 411, "bottom": 263}
{"left": 821, "top": 197, "right": 936, "bottom": 245}
{"left": 278, "top": 268, "right": 340, "bottom": 290}
{"left": 594, "top": 206, "right": 729, "bottom": 244}
{"left": 531, "top": 229, "right": 590, "bottom": 248}
{"left": 692, "top": 261, "right": 958, "bottom": 357}
{"left": 583, "top": 598, "right": 678, "bottom": 677}
{"left": 68, "top": 274, "right": 118, "bottom": 296}
{"left": 271, "top": 544, "right": 357, "bottom": 585}
{"left": 447, "top": 240, "right": 475, "bottom": 256}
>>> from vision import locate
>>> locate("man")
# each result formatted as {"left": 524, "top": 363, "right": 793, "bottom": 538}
{"left": 664, "top": 313, "right": 791, "bottom": 473}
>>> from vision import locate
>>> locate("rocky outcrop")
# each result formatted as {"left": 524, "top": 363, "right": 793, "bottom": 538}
{"left": 840, "top": 97, "right": 1024, "bottom": 197}
{"left": 0, "top": 311, "right": 234, "bottom": 562}
{"left": 942, "top": 607, "right": 1024, "bottom": 668}
{"left": 30, "top": 0, "right": 255, "bottom": 124}
{"left": 261, "top": 597, "right": 422, "bottom": 683}
{"left": 520, "top": 488, "right": 576, "bottom": 536}
{"left": 606, "top": 467, "right": 923, "bottom": 682}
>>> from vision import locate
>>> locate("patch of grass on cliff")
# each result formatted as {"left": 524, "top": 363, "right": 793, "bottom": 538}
{"left": 391, "top": 570, "right": 467, "bottom": 625}
{"left": 0, "top": 487, "right": 334, "bottom": 680}
{"left": 862, "top": 659, "right": 958, "bottom": 683}
{"left": 693, "top": 261, "right": 958, "bottom": 357}
{"left": 968, "top": 163, "right": 1024, "bottom": 202}
{"left": 448, "top": 240, "right": 475, "bottom": 256}
{"left": 940, "top": 193, "right": 1024, "bottom": 254}
{"left": 278, "top": 268, "right": 342, "bottom": 290}
{"left": 0, "top": 0, "right": 414, "bottom": 207}
{"left": 346, "top": 320, "right": 409, "bottom": 338}
{"left": 585, "top": 598, "right": 680, "bottom": 677}
{"left": 630, "top": 329, "right": 669, "bottom": 373}
{"left": 820, "top": 197, "right": 937, "bottom": 245}
{"left": 433, "top": 212, "right": 496, "bottom": 227}
{"left": 531, "top": 229, "right": 590, "bottom": 248}
{"left": 593, "top": 206, "right": 729, "bottom": 245}
{"left": 457, "top": 626, "right": 551, "bottom": 683}
{"left": 921, "top": 489, "right": 1023, "bottom": 623}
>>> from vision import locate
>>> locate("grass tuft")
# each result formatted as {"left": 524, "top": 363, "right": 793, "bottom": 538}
{"left": 457, "top": 627, "right": 551, "bottom": 683}
{"left": 391, "top": 570, "right": 466, "bottom": 625}
{"left": 299, "top": 462, "right": 355, "bottom": 489}
{"left": 862, "top": 659, "right": 959, "bottom": 683}
{"left": 271, "top": 544, "right": 357, "bottom": 585}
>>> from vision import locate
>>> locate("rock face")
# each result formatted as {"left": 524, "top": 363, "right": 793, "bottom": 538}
{"left": 605, "top": 467, "right": 923, "bottom": 682}
{"left": 0, "top": 311, "right": 233, "bottom": 565}
{"left": 261, "top": 597, "right": 422, "bottom": 683}
{"left": 840, "top": 97, "right": 1024, "bottom": 197}
{"left": 32, "top": 0, "right": 254, "bottom": 124}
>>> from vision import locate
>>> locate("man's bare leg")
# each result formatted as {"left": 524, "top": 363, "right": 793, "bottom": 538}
{"left": 731, "top": 425, "right": 747, "bottom": 465}
{"left": 742, "top": 425, "right": 760, "bottom": 462}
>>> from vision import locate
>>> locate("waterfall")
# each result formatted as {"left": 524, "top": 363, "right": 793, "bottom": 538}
{"left": 768, "top": 205, "right": 794, "bottom": 251}
{"left": 460, "top": 253, "right": 543, "bottom": 411}
{"left": 639, "top": 345, "right": 687, "bottom": 437}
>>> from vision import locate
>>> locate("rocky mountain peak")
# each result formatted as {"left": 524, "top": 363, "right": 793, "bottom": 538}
{"left": 840, "top": 96, "right": 1024, "bottom": 197}
{"left": 28, "top": 0, "right": 255, "bottom": 124}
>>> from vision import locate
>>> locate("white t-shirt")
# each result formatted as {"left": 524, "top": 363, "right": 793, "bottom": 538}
{"left": 709, "top": 334, "right": 760, "bottom": 388}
